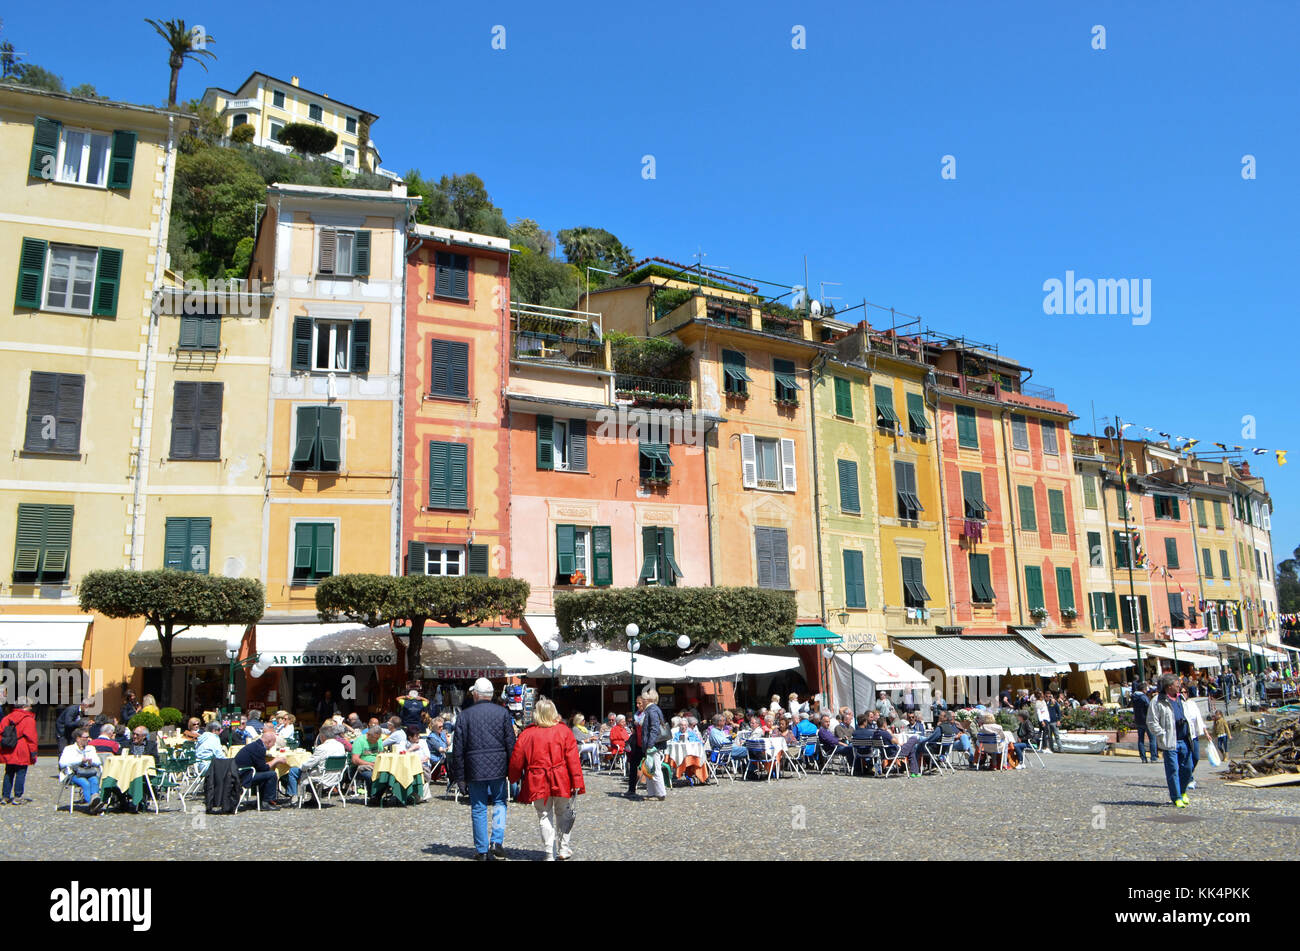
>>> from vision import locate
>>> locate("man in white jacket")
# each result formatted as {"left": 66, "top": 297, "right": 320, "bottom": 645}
{"left": 59, "top": 728, "right": 104, "bottom": 815}
{"left": 1183, "top": 691, "right": 1208, "bottom": 790}
{"left": 1146, "top": 674, "right": 1195, "bottom": 807}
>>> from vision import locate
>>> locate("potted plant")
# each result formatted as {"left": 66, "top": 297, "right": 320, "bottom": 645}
{"left": 568, "top": 570, "right": 586, "bottom": 587}
{"left": 775, "top": 397, "right": 799, "bottom": 408}
{"left": 1029, "top": 607, "right": 1049, "bottom": 624}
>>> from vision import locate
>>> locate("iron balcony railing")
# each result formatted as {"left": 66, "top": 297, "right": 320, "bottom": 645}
{"left": 510, "top": 302, "right": 608, "bottom": 370}
{"left": 614, "top": 374, "right": 692, "bottom": 407}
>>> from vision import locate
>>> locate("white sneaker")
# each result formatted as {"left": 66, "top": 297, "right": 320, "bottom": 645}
{"left": 1015, "top": 763, "right": 1025, "bottom": 770}
{"left": 1187, "top": 780, "right": 1197, "bottom": 790}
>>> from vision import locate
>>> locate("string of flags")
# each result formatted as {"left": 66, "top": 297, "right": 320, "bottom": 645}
{"left": 1111, "top": 426, "right": 1286, "bottom": 466}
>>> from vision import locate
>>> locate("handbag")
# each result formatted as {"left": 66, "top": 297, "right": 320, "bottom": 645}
{"left": 73, "top": 765, "right": 99, "bottom": 779}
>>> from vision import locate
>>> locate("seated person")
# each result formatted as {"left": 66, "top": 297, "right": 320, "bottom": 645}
{"left": 816, "top": 713, "right": 851, "bottom": 758}
{"left": 1012, "top": 712, "right": 1034, "bottom": 768}
{"left": 572, "top": 714, "right": 601, "bottom": 767}
{"left": 610, "top": 715, "right": 630, "bottom": 748}
{"left": 194, "top": 720, "right": 225, "bottom": 775}
{"left": 975, "top": 713, "right": 1015, "bottom": 768}
{"left": 903, "top": 711, "right": 926, "bottom": 734}
{"left": 342, "top": 713, "right": 365, "bottom": 740}
{"left": 183, "top": 717, "right": 202, "bottom": 742}
{"left": 875, "top": 721, "right": 924, "bottom": 778}
{"left": 242, "top": 715, "right": 264, "bottom": 743}
{"left": 746, "top": 714, "right": 769, "bottom": 738}
{"left": 233, "top": 725, "right": 289, "bottom": 809}
{"left": 834, "top": 711, "right": 855, "bottom": 744}
{"left": 89, "top": 723, "right": 121, "bottom": 757}
{"left": 350, "top": 726, "right": 384, "bottom": 799}
{"left": 380, "top": 717, "right": 407, "bottom": 747}
{"left": 285, "top": 723, "right": 349, "bottom": 803}
{"left": 425, "top": 717, "right": 449, "bottom": 769}
{"left": 706, "top": 714, "right": 732, "bottom": 750}
{"left": 125, "top": 725, "right": 159, "bottom": 760}
{"left": 793, "top": 711, "right": 819, "bottom": 739}
{"left": 59, "top": 728, "right": 104, "bottom": 814}
{"left": 274, "top": 712, "right": 297, "bottom": 745}
{"left": 406, "top": 726, "right": 432, "bottom": 788}
{"left": 673, "top": 718, "right": 703, "bottom": 743}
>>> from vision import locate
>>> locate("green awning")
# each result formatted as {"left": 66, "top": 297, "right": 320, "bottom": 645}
{"left": 789, "top": 625, "right": 842, "bottom": 646}
{"left": 724, "top": 366, "right": 752, "bottom": 384}
{"left": 640, "top": 444, "right": 673, "bottom": 467}
{"left": 774, "top": 371, "right": 802, "bottom": 391}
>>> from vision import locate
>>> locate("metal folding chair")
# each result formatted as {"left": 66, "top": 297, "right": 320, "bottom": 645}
{"left": 924, "top": 736, "right": 957, "bottom": 774}
{"left": 976, "top": 733, "right": 1007, "bottom": 770}
{"left": 1021, "top": 730, "right": 1048, "bottom": 768}
{"left": 819, "top": 740, "right": 852, "bottom": 775}
{"left": 873, "top": 737, "right": 910, "bottom": 778}
{"left": 744, "top": 740, "right": 778, "bottom": 781}
{"left": 299, "top": 755, "right": 349, "bottom": 808}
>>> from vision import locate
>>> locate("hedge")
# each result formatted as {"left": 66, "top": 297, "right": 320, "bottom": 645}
{"left": 554, "top": 586, "right": 797, "bottom": 648}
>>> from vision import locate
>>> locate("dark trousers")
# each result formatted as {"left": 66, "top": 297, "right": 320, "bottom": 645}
{"left": 626, "top": 745, "right": 644, "bottom": 794}
{"left": 1134, "top": 722, "right": 1157, "bottom": 762}
{"left": 3, "top": 764, "right": 28, "bottom": 799}
{"left": 241, "top": 768, "right": 279, "bottom": 804}
{"left": 1044, "top": 722, "right": 1061, "bottom": 752}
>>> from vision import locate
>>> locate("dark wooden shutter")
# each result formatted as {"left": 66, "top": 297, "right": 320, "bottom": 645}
{"left": 755, "top": 528, "right": 774, "bottom": 588}
{"left": 53, "top": 374, "right": 84, "bottom": 454}
{"left": 24, "top": 372, "right": 58, "bottom": 451}
{"left": 318, "top": 407, "right": 342, "bottom": 469}
{"left": 292, "top": 317, "right": 313, "bottom": 371}
{"left": 661, "top": 527, "right": 681, "bottom": 584}
{"left": 961, "top": 471, "right": 983, "bottom": 516}
{"left": 107, "top": 130, "right": 136, "bottom": 189}
{"left": 1019, "top": 486, "right": 1037, "bottom": 531}
{"left": 592, "top": 526, "right": 612, "bottom": 586}
{"left": 406, "top": 541, "right": 427, "bottom": 575}
{"left": 1114, "top": 530, "right": 1130, "bottom": 568}
{"left": 40, "top": 505, "right": 74, "bottom": 579}
{"left": 196, "top": 382, "right": 223, "bottom": 459}
{"left": 834, "top": 376, "right": 852, "bottom": 418}
{"left": 179, "top": 314, "right": 201, "bottom": 349}
{"left": 314, "top": 523, "right": 335, "bottom": 578}
{"left": 1048, "top": 489, "right": 1067, "bottom": 534}
{"left": 1138, "top": 596, "right": 1150, "bottom": 633}
{"left": 91, "top": 247, "right": 122, "bottom": 317}
{"left": 294, "top": 524, "right": 314, "bottom": 579}
{"left": 1219, "top": 550, "right": 1230, "bottom": 580}
{"left": 452, "top": 254, "right": 469, "bottom": 299}
{"left": 170, "top": 382, "right": 198, "bottom": 458}
{"left": 448, "top": 443, "right": 468, "bottom": 508}
{"left": 843, "top": 549, "right": 865, "bottom": 608}
{"left": 772, "top": 529, "right": 790, "bottom": 589}
{"left": 164, "top": 518, "right": 189, "bottom": 571}
{"left": 448, "top": 340, "right": 469, "bottom": 396}
{"left": 292, "top": 407, "right": 319, "bottom": 469}
{"left": 1088, "top": 531, "right": 1103, "bottom": 567}
{"left": 536, "top": 415, "right": 554, "bottom": 470}
{"left": 430, "top": 340, "right": 450, "bottom": 394}
{"left": 13, "top": 504, "right": 45, "bottom": 574}
{"left": 1164, "top": 537, "right": 1179, "bottom": 568}
{"left": 200, "top": 315, "right": 221, "bottom": 350}
{"left": 957, "top": 405, "right": 978, "bottom": 448}
{"left": 16, "top": 238, "right": 48, "bottom": 309}
{"left": 569, "top": 419, "right": 588, "bottom": 472}
{"left": 318, "top": 229, "right": 336, "bottom": 274}
{"left": 556, "top": 525, "right": 576, "bottom": 577}
{"left": 1055, "top": 567, "right": 1075, "bottom": 612}
{"left": 428, "top": 442, "right": 448, "bottom": 507}
{"left": 837, "top": 459, "right": 860, "bottom": 513}
{"left": 1025, "top": 566, "right": 1044, "bottom": 612}
{"left": 188, "top": 518, "right": 211, "bottom": 574}
{"left": 352, "top": 230, "right": 371, "bottom": 277}
{"left": 468, "top": 544, "right": 489, "bottom": 576}
{"left": 30, "top": 117, "right": 62, "bottom": 179}
{"left": 434, "top": 252, "right": 451, "bottom": 297}
{"left": 640, "top": 526, "right": 659, "bottom": 582}
{"left": 349, "top": 318, "right": 371, "bottom": 373}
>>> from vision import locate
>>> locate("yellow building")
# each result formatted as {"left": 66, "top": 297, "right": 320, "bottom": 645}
{"left": 0, "top": 84, "right": 184, "bottom": 736}
{"left": 201, "top": 72, "right": 388, "bottom": 176}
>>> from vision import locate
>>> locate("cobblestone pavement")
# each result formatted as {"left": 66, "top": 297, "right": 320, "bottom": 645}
{"left": 4, "top": 750, "right": 1299, "bottom": 861}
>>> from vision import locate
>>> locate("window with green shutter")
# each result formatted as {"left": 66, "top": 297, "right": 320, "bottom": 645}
{"left": 1114, "top": 531, "right": 1133, "bottom": 568}
{"left": 555, "top": 524, "right": 577, "bottom": 581}
{"left": 1047, "top": 489, "right": 1067, "bottom": 534}
{"left": 639, "top": 440, "right": 672, "bottom": 483}
{"left": 434, "top": 252, "right": 470, "bottom": 300}
{"left": 1010, "top": 414, "right": 1029, "bottom": 451}
{"left": 317, "top": 229, "right": 370, "bottom": 278}
{"left": 956, "top": 405, "right": 979, "bottom": 449}
{"left": 291, "top": 405, "right": 342, "bottom": 472}
{"left": 833, "top": 376, "right": 852, "bottom": 418}
{"left": 962, "top": 471, "right": 989, "bottom": 519}
{"left": 1041, "top": 420, "right": 1059, "bottom": 455}
{"left": 1081, "top": 474, "right": 1098, "bottom": 510}
{"left": 1213, "top": 501, "right": 1224, "bottom": 530}
{"left": 536, "top": 415, "right": 554, "bottom": 471}
{"left": 837, "top": 459, "right": 861, "bottom": 514}
{"left": 107, "top": 130, "right": 136, "bottom": 189}
{"left": 29, "top": 116, "right": 61, "bottom": 179}
{"left": 430, "top": 339, "right": 470, "bottom": 398}
{"left": 1154, "top": 494, "right": 1181, "bottom": 520}
{"left": 1090, "top": 592, "right": 1118, "bottom": 630}
{"left": 895, "top": 461, "right": 922, "bottom": 521}
{"left": 1219, "top": 550, "right": 1230, "bottom": 580}
{"left": 1055, "top": 567, "right": 1075, "bottom": 613}
{"left": 467, "top": 544, "right": 490, "bottom": 576}
{"left": 1024, "top": 565, "right": 1045, "bottom": 612}
{"left": 170, "top": 382, "right": 223, "bottom": 460}
{"left": 874, "top": 384, "right": 899, "bottom": 432}
{"left": 772, "top": 358, "right": 800, "bottom": 404}
{"left": 640, "top": 526, "right": 682, "bottom": 586}
{"left": 1018, "top": 485, "right": 1037, "bottom": 531}
{"left": 1196, "top": 498, "right": 1207, "bottom": 528}
{"left": 970, "top": 552, "right": 995, "bottom": 603}
{"left": 292, "top": 522, "right": 334, "bottom": 585}
{"left": 12, "top": 503, "right": 73, "bottom": 585}
{"left": 179, "top": 311, "right": 221, "bottom": 351}
{"left": 1088, "top": 530, "right": 1103, "bottom": 567}
{"left": 722, "top": 349, "right": 751, "bottom": 397}
{"left": 91, "top": 246, "right": 122, "bottom": 317}
{"left": 1202, "top": 548, "right": 1214, "bottom": 578}
{"left": 164, "top": 517, "right": 211, "bottom": 574}
{"left": 905, "top": 392, "right": 928, "bottom": 435}
{"left": 1163, "top": 537, "right": 1180, "bottom": 569}
{"left": 592, "top": 525, "right": 613, "bottom": 586}
{"left": 901, "top": 557, "right": 930, "bottom": 608}
{"left": 842, "top": 549, "right": 866, "bottom": 608}
{"left": 15, "top": 237, "right": 47, "bottom": 309}
{"left": 428, "top": 441, "right": 469, "bottom": 509}
{"left": 24, "top": 371, "right": 83, "bottom": 454}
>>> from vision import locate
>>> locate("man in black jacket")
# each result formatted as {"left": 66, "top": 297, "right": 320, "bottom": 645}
{"left": 450, "top": 679, "right": 515, "bottom": 860}
{"left": 233, "top": 725, "right": 289, "bottom": 810}
{"left": 1132, "top": 683, "right": 1155, "bottom": 764}
{"left": 56, "top": 702, "right": 87, "bottom": 748}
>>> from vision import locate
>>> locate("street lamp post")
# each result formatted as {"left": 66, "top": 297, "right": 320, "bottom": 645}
{"left": 545, "top": 638, "right": 559, "bottom": 697}
{"left": 224, "top": 649, "right": 266, "bottom": 716}
{"left": 626, "top": 623, "right": 640, "bottom": 703}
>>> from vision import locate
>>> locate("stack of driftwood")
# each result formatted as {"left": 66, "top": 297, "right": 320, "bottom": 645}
{"left": 1223, "top": 714, "right": 1300, "bottom": 781}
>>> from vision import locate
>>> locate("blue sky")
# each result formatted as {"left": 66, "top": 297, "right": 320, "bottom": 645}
{"left": 8, "top": 1, "right": 1298, "bottom": 557}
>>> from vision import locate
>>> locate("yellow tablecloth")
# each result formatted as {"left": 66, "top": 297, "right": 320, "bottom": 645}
{"left": 162, "top": 735, "right": 188, "bottom": 748}
{"left": 101, "top": 754, "right": 155, "bottom": 786}
{"left": 226, "top": 746, "right": 245, "bottom": 759}
{"left": 371, "top": 752, "right": 422, "bottom": 790}
{"left": 267, "top": 749, "right": 312, "bottom": 776}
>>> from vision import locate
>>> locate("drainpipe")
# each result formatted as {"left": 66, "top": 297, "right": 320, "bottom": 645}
{"left": 999, "top": 407, "right": 1025, "bottom": 626}
{"left": 130, "top": 113, "right": 176, "bottom": 570}
{"left": 702, "top": 418, "right": 718, "bottom": 587}
{"left": 808, "top": 353, "right": 830, "bottom": 627}
{"left": 925, "top": 373, "right": 956, "bottom": 628}
{"left": 399, "top": 229, "right": 424, "bottom": 576}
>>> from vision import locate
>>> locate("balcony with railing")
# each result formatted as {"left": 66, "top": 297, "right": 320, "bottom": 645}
{"left": 760, "top": 313, "right": 804, "bottom": 339}
{"left": 704, "top": 295, "right": 754, "bottom": 329}
{"left": 614, "top": 374, "right": 692, "bottom": 408}
{"left": 510, "top": 303, "right": 609, "bottom": 371}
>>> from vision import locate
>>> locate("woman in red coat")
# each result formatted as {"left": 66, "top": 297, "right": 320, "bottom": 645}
{"left": 0, "top": 699, "right": 40, "bottom": 804}
{"left": 508, "top": 699, "right": 585, "bottom": 861}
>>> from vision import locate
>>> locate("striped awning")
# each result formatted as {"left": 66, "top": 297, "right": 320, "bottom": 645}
{"left": 895, "top": 636, "right": 1070, "bottom": 677}
{"left": 1014, "top": 628, "right": 1128, "bottom": 672}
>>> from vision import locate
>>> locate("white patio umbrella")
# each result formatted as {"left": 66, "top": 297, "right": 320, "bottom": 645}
{"left": 676, "top": 649, "right": 800, "bottom": 679}
{"left": 528, "top": 647, "right": 686, "bottom": 682}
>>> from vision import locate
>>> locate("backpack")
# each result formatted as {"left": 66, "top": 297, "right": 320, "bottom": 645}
{"left": 1, "top": 717, "right": 18, "bottom": 750}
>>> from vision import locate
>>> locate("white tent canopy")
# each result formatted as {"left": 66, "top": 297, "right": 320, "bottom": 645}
{"left": 129, "top": 624, "right": 248, "bottom": 667}
{"left": 255, "top": 623, "right": 398, "bottom": 667}
{"left": 528, "top": 647, "right": 685, "bottom": 682}
{"left": 832, "top": 651, "right": 931, "bottom": 714}
{"left": 420, "top": 631, "right": 541, "bottom": 679}
{"left": 0, "top": 615, "right": 90, "bottom": 662}
{"left": 675, "top": 649, "right": 800, "bottom": 679}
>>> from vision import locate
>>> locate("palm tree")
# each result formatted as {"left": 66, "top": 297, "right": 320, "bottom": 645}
{"left": 145, "top": 18, "right": 216, "bottom": 107}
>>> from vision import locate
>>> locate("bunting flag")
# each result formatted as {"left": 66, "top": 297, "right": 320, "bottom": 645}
{"left": 1253, "top": 448, "right": 1267, "bottom": 455}
{"left": 1279, "top": 450, "right": 1288, "bottom": 466}
{"left": 1185, "top": 439, "right": 1199, "bottom": 449}
{"left": 1214, "top": 442, "right": 1228, "bottom": 450}
{"left": 1159, "top": 432, "right": 1173, "bottom": 438}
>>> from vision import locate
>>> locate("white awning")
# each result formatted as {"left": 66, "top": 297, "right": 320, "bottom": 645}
{"left": 895, "top": 636, "right": 1070, "bottom": 677}
{"left": 421, "top": 630, "right": 542, "bottom": 679}
{"left": 523, "top": 614, "right": 561, "bottom": 645}
{"left": 255, "top": 623, "right": 398, "bottom": 667}
{"left": 0, "top": 615, "right": 91, "bottom": 662}
{"left": 129, "top": 624, "right": 249, "bottom": 667}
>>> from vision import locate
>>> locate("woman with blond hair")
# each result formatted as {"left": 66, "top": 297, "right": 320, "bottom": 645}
{"left": 139, "top": 694, "right": 160, "bottom": 717}
{"left": 508, "top": 699, "right": 585, "bottom": 861}
{"left": 571, "top": 713, "right": 600, "bottom": 770}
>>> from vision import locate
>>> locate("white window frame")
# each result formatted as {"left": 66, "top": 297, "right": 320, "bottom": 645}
{"left": 424, "top": 545, "right": 466, "bottom": 576}
{"left": 269, "top": 121, "right": 284, "bottom": 143}
{"left": 553, "top": 420, "right": 570, "bottom": 471}
{"left": 332, "top": 230, "right": 356, "bottom": 278}
{"left": 1123, "top": 595, "right": 1142, "bottom": 634}
{"left": 755, "top": 437, "right": 780, "bottom": 489}
{"left": 44, "top": 244, "right": 98, "bottom": 315}
{"left": 573, "top": 528, "right": 592, "bottom": 580}
{"left": 1226, "top": 605, "right": 1238, "bottom": 632}
{"left": 1263, "top": 504, "right": 1272, "bottom": 530}
{"left": 1208, "top": 606, "right": 1220, "bottom": 632}
{"left": 55, "top": 126, "right": 111, "bottom": 187}
{"left": 344, "top": 147, "right": 356, "bottom": 166}
{"left": 311, "top": 319, "right": 353, "bottom": 372}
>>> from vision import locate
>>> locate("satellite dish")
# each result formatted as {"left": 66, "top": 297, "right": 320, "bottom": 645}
{"left": 809, "top": 299, "right": 823, "bottom": 317}
{"left": 1104, "top": 426, "right": 1117, "bottom": 438}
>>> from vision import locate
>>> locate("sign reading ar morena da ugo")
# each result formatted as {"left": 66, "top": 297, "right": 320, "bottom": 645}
{"left": 262, "top": 651, "right": 397, "bottom": 667}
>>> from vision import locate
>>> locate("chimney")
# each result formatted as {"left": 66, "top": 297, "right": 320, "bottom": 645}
{"left": 390, "top": 182, "right": 407, "bottom": 198}
{"left": 1239, "top": 461, "right": 1252, "bottom": 477}
{"left": 290, "top": 76, "right": 300, "bottom": 87}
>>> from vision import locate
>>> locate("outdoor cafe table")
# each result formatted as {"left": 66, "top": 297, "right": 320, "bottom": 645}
{"left": 268, "top": 748, "right": 312, "bottom": 776}
{"left": 100, "top": 754, "right": 155, "bottom": 808}
{"left": 370, "top": 751, "right": 424, "bottom": 804}
{"left": 225, "top": 745, "right": 245, "bottom": 759}
{"left": 751, "top": 736, "right": 787, "bottom": 779}
{"left": 664, "top": 740, "right": 710, "bottom": 783}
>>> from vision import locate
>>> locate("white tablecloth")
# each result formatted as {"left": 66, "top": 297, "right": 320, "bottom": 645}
{"left": 665, "top": 740, "right": 706, "bottom": 763}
